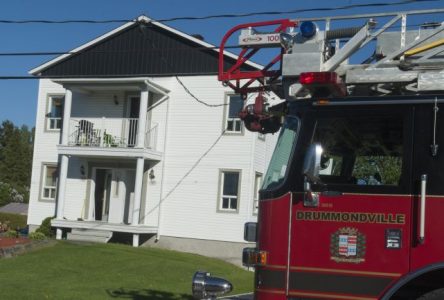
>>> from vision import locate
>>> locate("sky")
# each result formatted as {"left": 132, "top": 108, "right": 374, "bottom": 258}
{"left": 0, "top": 0, "right": 443, "bottom": 127}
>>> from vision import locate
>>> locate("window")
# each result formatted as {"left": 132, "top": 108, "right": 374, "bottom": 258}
{"left": 41, "top": 164, "right": 58, "bottom": 200}
{"left": 313, "top": 114, "right": 404, "bottom": 187}
{"left": 263, "top": 117, "right": 300, "bottom": 190}
{"left": 225, "top": 95, "right": 243, "bottom": 133}
{"left": 253, "top": 173, "right": 262, "bottom": 215}
{"left": 47, "top": 96, "right": 64, "bottom": 130}
{"left": 219, "top": 171, "right": 241, "bottom": 212}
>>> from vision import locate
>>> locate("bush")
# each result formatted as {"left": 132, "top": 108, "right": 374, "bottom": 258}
{"left": 0, "top": 212, "right": 27, "bottom": 231}
{"left": 5, "top": 230, "right": 18, "bottom": 238}
{"left": 29, "top": 232, "right": 46, "bottom": 240}
{"left": 36, "top": 216, "right": 55, "bottom": 237}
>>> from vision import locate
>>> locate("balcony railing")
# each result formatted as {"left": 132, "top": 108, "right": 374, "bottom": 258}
{"left": 67, "top": 118, "right": 158, "bottom": 150}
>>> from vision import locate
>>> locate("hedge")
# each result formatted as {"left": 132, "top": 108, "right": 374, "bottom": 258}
{"left": 0, "top": 212, "right": 27, "bottom": 230}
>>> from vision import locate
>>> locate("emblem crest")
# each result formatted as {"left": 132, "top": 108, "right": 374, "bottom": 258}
{"left": 330, "top": 227, "right": 366, "bottom": 263}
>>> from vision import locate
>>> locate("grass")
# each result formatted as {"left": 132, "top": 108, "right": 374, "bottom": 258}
{"left": 0, "top": 212, "right": 27, "bottom": 229}
{"left": 0, "top": 241, "right": 253, "bottom": 300}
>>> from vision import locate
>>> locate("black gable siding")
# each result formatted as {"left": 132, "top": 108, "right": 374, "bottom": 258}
{"left": 40, "top": 22, "right": 256, "bottom": 77}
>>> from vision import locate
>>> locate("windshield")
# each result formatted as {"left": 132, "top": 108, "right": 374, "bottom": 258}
{"left": 262, "top": 116, "right": 300, "bottom": 190}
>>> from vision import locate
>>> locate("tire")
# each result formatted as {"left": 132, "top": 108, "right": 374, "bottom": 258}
{"left": 417, "top": 288, "right": 444, "bottom": 300}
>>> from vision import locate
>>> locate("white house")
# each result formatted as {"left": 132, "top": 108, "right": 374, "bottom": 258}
{"left": 27, "top": 16, "right": 277, "bottom": 262}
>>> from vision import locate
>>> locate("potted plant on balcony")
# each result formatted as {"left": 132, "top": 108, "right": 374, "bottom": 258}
{"left": 103, "top": 132, "right": 118, "bottom": 147}
{"left": 103, "top": 132, "right": 114, "bottom": 147}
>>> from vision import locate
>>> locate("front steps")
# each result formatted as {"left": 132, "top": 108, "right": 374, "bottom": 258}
{"left": 67, "top": 228, "right": 113, "bottom": 243}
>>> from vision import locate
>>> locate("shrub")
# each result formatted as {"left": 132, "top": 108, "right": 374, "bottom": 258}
{"left": 29, "top": 232, "right": 46, "bottom": 240}
{"left": 36, "top": 216, "right": 55, "bottom": 237}
{"left": 5, "top": 230, "right": 18, "bottom": 238}
{"left": 0, "top": 212, "right": 27, "bottom": 230}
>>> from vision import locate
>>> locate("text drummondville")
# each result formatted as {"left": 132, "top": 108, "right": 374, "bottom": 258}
{"left": 296, "top": 211, "right": 405, "bottom": 224}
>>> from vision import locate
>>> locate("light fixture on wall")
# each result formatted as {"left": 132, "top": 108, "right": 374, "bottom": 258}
{"left": 113, "top": 95, "right": 119, "bottom": 105}
{"left": 80, "top": 165, "right": 85, "bottom": 176}
{"left": 149, "top": 169, "right": 155, "bottom": 180}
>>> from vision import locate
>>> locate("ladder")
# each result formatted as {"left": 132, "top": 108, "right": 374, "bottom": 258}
{"left": 218, "top": 9, "right": 444, "bottom": 99}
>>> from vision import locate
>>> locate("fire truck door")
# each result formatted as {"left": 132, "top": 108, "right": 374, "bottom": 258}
{"left": 410, "top": 103, "right": 444, "bottom": 271}
{"left": 288, "top": 107, "right": 413, "bottom": 299}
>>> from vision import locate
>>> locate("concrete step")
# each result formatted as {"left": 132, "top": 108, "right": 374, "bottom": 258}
{"left": 67, "top": 229, "right": 113, "bottom": 243}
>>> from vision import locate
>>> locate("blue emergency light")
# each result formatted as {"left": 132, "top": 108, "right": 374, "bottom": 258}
{"left": 300, "top": 21, "right": 317, "bottom": 38}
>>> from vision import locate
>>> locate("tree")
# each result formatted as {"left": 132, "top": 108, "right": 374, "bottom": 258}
{"left": 0, "top": 120, "right": 34, "bottom": 205}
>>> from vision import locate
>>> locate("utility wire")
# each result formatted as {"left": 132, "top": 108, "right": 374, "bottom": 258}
{"left": 0, "top": 20, "right": 432, "bottom": 57}
{"left": 0, "top": 45, "right": 240, "bottom": 56}
{"left": 0, "top": 0, "right": 437, "bottom": 24}
{"left": 175, "top": 76, "right": 228, "bottom": 107}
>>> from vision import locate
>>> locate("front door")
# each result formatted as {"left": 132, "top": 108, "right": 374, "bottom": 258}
{"left": 94, "top": 169, "right": 112, "bottom": 221}
{"left": 288, "top": 107, "right": 413, "bottom": 299}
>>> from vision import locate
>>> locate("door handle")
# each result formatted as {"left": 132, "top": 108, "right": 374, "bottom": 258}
{"left": 419, "top": 174, "right": 427, "bottom": 244}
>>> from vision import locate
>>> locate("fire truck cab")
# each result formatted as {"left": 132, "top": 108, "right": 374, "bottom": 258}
{"left": 193, "top": 9, "right": 444, "bottom": 300}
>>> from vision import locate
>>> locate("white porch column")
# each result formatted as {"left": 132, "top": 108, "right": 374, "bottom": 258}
{"left": 55, "top": 88, "right": 72, "bottom": 239}
{"left": 132, "top": 157, "right": 144, "bottom": 247}
{"left": 137, "top": 88, "right": 149, "bottom": 148}
{"left": 61, "top": 89, "right": 73, "bottom": 145}
{"left": 55, "top": 154, "right": 69, "bottom": 239}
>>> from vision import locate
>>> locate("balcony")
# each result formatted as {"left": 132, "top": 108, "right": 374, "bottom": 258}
{"left": 67, "top": 118, "right": 157, "bottom": 149}
{"left": 57, "top": 117, "right": 162, "bottom": 160}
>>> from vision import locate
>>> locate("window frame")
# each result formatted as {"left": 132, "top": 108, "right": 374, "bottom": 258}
{"left": 308, "top": 106, "right": 413, "bottom": 195}
{"left": 223, "top": 93, "right": 244, "bottom": 135}
{"left": 40, "top": 163, "right": 58, "bottom": 202}
{"left": 46, "top": 94, "right": 64, "bottom": 132}
{"left": 217, "top": 169, "right": 242, "bottom": 213}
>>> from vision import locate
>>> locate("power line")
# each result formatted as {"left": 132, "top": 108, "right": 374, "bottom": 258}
{"left": 158, "top": 0, "right": 441, "bottom": 22}
{"left": 175, "top": 76, "right": 228, "bottom": 107}
{"left": 0, "top": 0, "right": 437, "bottom": 24}
{"left": 0, "top": 21, "right": 430, "bottom": 57}
{"left": 0, "top": 45, "right": 241, "bottom": 56}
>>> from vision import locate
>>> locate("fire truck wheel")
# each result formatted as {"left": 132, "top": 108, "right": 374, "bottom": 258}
{"left": 417, "top": 288, "right": 444, "bottom": 300}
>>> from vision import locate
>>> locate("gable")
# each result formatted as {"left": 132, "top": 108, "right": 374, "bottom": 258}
{"left": 38, "top": 22, "right": 256, "bottom": 77}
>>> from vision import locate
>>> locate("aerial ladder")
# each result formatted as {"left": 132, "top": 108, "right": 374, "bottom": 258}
{"left": 218, "top": 8, "right": 444, "bottom": 134}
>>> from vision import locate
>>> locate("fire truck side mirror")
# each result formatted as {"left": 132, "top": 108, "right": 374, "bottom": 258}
{"left": 303, "top": 144, "right": 323, "bottom": 185}
{"left": 244, "top": 222, "right": 257, "bottom": 242}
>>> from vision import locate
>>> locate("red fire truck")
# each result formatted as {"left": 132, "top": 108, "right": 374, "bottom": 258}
{"left": 193, "top": 9, "right": 444, "bottom": 300}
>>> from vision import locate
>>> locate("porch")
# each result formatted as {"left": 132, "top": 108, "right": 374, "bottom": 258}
{"left": 52, "top": 219, "right": 158, "bottom": 234}
{"left": 52, "top": 219, "right": 158, "bottom": 246}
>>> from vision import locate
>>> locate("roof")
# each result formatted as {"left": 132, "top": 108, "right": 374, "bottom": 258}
{"left": 30, "top": 16, "right": 261, "bottom": 77}
{"left": 0, "top": 203, "right": 28, "bottom": 215}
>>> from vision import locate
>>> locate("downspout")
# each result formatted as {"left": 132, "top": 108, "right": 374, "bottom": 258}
{"left": 247, "top": 94, "right": 257, "bottom": 222}
{"left": 247, "top": 118, "right": 257, "bottom": 223}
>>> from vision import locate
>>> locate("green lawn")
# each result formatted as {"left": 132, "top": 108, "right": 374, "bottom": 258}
{"left": 0, "top": 241, "right": 253, "bottom": 300}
